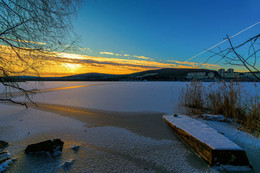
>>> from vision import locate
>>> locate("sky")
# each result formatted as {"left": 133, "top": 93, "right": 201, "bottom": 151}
{"left": 58, "top": 0, "right": 258, "bottom": 75}
{"left": 2, "top": 0, "right": 259, "bottom": 76}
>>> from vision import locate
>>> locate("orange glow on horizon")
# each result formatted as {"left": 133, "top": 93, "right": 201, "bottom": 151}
{"left": 0, "top": 45, "right": 224, "bottom": 77}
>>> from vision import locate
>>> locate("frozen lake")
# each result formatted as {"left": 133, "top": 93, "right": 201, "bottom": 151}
{"left": 0, "top": 81, "right": 259, "bottom": 172}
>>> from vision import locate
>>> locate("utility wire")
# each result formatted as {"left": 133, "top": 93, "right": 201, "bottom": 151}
{"left": 184, "top": 21, "right": 260, "bottom": 62}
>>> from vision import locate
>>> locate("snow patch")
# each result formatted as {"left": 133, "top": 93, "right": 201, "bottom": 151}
{"left": 163, "top": 115, "right": 243, "bottom": 150}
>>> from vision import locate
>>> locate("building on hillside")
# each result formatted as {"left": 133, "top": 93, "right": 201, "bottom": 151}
{"left": 218, "top": 68, "right": 225, "bottom": 77}
{"left": 227, "top": 68, "right": 234, "bottom": 73}
{"left": 225, "top": 68, "right": 235, "bottom": 78}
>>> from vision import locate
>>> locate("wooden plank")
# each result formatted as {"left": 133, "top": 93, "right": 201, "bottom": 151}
{"left": 163, "top": 115, "right": 251, "bottom": 167}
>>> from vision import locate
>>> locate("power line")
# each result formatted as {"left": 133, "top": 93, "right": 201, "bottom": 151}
{"left": 184, "top": 21, "right": 260, "bottom": 62}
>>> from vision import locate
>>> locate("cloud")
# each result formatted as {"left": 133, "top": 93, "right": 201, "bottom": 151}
{"left": 86, "top": 48, "right": 92, "bottom": 52}
{"left": 0, "top": 44, "right": 221, "bottom": 77}
{"left": 99, "top": 52, "right": 114, "bottom": 55}
{"left": 167, "top": 60, "right": 219, "bottom": 69}
{"left": 169, "top": 60, "right": 198, "bottom": 66}
{"left": 133, "top": 55, "right": 150, "bottom": 60}
{"left": 1, "top": 37, "right": 46, "bottom": 45}
{"left": 56, "top": 53, "right": 221, "bottom": 74}
{"left": 123, "top": 54, "right": 130, "bottom": 56}
{"left": 200, "top": 63, "right": 221, "bottom": 68}
{"left": 99, "top": 51, "right": 121, "bottom": 56}
{"left": 79, "top": 47, "right": 86, "bottom": 51}
{"left": 56, "top": 52, "right": 180, "bottom": 72}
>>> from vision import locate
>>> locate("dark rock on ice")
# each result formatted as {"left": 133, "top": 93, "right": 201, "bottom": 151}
{"left": 25, "top": 139, "right": 64, "bottom": 156}
{"left": 0, "top": 141, "right": 8, "bottom": 152}
{"left": 71, "top": 145, "right": 80, "bottom": 152}
{"left": 61, "top": 159, "right": 75, "bottom": 170}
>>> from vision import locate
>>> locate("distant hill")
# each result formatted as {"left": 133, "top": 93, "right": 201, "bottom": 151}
{"left": 2, "top": 68, "right": 218, "bottom": 81}
{"left": 3, "top": 68, "right": 258, "bottom": 81}
{"left": 61, "top": 68, "right": 218, "bottom": 81}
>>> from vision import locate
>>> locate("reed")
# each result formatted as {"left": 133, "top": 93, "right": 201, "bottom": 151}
{"left": 181, "top": 80, "right": 260, "bottom": 137}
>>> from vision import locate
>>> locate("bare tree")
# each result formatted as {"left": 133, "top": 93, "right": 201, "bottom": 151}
{"left": 207, "top": 34, "right": 260, "bottom": 81}
{"left": 0, "top": 0, "right": 83, "bottom": 107}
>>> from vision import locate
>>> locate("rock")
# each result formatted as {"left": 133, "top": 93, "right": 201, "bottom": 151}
{"left": 25, "top": 139, "right": 64, "bottom": 156}
{"left": 0, "top": 141, "right": 8, "bottom": 152}
{"left": 61, "top": 159, "right": 75, "bottom": 170}
{"left": 71, "top": 145, "right": 80, "bottom": 152}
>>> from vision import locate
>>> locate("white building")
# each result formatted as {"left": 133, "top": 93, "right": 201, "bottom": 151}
{"left": 227, "top": 68, "right": 234, "bottom": 74}
{"left": 218, "top": 69, "right": 225, "bottom": 77}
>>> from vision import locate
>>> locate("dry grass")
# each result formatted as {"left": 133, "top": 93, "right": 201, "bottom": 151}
{"left": 181, "top": 80, "right": 260, "bottom": 137}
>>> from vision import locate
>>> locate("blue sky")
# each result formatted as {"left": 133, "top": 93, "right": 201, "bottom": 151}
{"left": 70, "top": 0, "right": 260, "bottom": 72}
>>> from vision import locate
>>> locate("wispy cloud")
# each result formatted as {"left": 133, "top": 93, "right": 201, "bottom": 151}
{"left": 56, "top": 52, "right": 221, "bottom": 75}
{"left": 99, "top": 52, "right": 152, "bottom": 60}
{"left": 133, "top": 55, "right": 150, "bottom": 60}
{"left": 86, "top": 48, "right": 92, "bottom": 52}
{"left": 172, "top": 60, "right": 198, "bottom": 67}
{"left": 1, "top": 37, "right": 46, "bottom": 45}
{"left": 200, "top": 63, "right": 221, "bottom": 68}
{"left": 99, "top": 52, "right": 114, "bottom": 55}
{"left": 56, "top": 52, "right": 181, "bottom": 73}
{"left": 99, "top": 51, "right": 121, "bottom": 56}
{"left": 167, "top": 59, "right": 220, "bottom": 68}
{"left": 79, "top": 47, "right": 86, "bottom": 51}
{"left": 78, "top": 47, "right": 92, "bottom": 52}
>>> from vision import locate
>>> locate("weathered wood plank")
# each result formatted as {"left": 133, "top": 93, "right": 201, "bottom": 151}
{"left": 163, "top": 115, "right": 251, "bottom": 167}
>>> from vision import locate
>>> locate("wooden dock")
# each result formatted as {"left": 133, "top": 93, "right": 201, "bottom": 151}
{"left": 163, "top": 115, "right": 251, "bottom": 167}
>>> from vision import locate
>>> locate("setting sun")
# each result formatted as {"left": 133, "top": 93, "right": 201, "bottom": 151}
{"left": 62, "top": 63, "right": 82, "bottom": 73}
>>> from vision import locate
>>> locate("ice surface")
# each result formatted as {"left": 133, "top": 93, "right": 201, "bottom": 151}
{"left": 13, "top": 82, "right": 186, "bottom": 114}
{"left": 163, "top": 115, "right": 243, "bottom": 150}
{"left": 0, "top": 81, "right": 259, "bottom": 172}
{"left": 0, "top": 104, "right": 85, "bottom": 142}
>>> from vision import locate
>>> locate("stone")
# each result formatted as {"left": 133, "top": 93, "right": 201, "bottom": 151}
{"left": 71, "top": 145, "right": 80, "bottom": 152}
{"left": 25, "top": 139, "right": 64, "bottom": 155}
{"left": 0, "top": 141, "right": 8, "bottom": 152}
{"left": 61, "top": 159, "right": 75, "bottom": 170}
